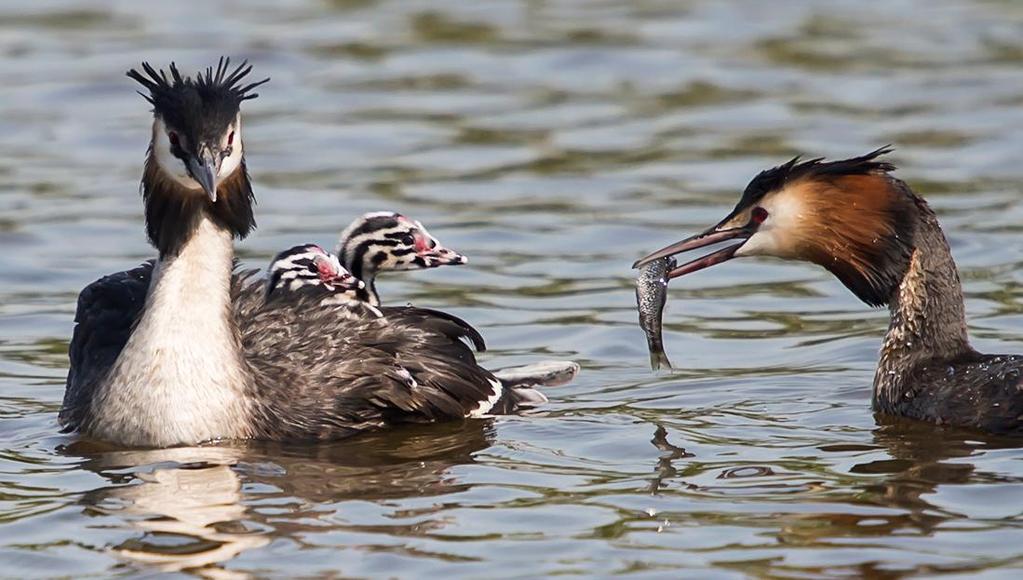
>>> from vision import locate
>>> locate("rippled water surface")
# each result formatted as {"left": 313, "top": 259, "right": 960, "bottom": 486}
{"left": 5, "top": 0, "right": 1023, "bottom": 577}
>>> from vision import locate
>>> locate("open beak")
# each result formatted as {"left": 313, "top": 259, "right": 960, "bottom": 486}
{"left": 186, "top": 148, "right": 218, "bottom": 203}
{"left": 633, "top": 225, "right": 753, "bottom": 280}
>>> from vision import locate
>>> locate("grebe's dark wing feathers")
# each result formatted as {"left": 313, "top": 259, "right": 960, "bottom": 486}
{"left": 380, "top": 306, "right": 487, "bottom": 353}
{"left": 239, "top": 298, "right": 505, "bottom": 441}
{"left": 230, "top": 266, "right": 265, "bottom": 320}
{"left": 61, "top": 261, "right": 153, "bottom": 432}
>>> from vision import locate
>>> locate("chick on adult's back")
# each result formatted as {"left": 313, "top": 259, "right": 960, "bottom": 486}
{"left": 61, "top": 59, "right": 566, "bottom": 448}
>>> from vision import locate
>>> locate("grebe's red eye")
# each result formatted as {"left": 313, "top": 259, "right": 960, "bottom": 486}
{"left": 751, "top": 207, "right": 768, "bottom": 224}
{"left": 168, "top": 131, "right": 179, "bottom": 148}
{"left": 227, "top": 131, "right": 234, "bottom": 146}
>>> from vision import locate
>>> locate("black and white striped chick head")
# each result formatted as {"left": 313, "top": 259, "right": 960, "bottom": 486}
{"left": 336, "top": 212, "right": 467, "bottom": 306}
{"left": 266, "top": 244, "right": 365, "bottom": 304}
{"left": 337, "top": 212, "right": 466, "bottom": 274}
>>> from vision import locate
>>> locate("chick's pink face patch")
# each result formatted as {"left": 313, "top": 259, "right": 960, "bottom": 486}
{"left": 413, "top": 231, "right": 431, "bottom": 254}
{"left": 314, "top": 255, "right": 339, "bottom": 282}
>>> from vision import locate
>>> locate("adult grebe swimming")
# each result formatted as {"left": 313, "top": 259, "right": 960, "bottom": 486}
{"left": 61, "top": 59, "right": 568, "bottom": 447}
{"left": 636, "top": 148, "right": 1023, "bottom": 434}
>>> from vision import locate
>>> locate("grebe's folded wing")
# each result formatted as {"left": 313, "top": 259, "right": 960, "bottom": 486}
{"left": 380, "top": 305, "right": 486, "bottom": 353}
{"left": 61, "top": 261, "right": 153, "bottom": 431}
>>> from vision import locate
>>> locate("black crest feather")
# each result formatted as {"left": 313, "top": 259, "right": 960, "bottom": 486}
{"left": 739, "top": 146, "right": 896, "bottom": 207}
{"left": 127, "top": 57, "right": 269, "bottom": 146}
{"left": 127, "top": 56, "right": 268, "bottom": 107}
{"left": 733, "top": 147, "right": 914, "bottom": 307}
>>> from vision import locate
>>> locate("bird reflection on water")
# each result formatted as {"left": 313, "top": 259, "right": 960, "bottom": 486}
{"left": 637, "top": 418, "right": 1023, "bottom": 576}
{"left": 66, "top": 421, "right": 494, "bottom": 576}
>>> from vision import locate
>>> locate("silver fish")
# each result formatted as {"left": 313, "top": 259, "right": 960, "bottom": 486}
{"left": 635, "top": 256, "right": 675, "bottom": 370}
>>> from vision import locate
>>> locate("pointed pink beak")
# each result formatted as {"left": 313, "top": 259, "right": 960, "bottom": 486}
{"left": 420, "top": 244, "right": 468, "bottom": 267}
{"left": 313, "top": 255, "right": 365, "bottom": 291}
{"left": 331, "top": 271, "right": 365, "bottom": 292}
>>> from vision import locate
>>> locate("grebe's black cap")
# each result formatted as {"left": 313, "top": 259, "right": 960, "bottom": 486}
{"left": 127, "top": 57, "right": 269, "bottom": 145}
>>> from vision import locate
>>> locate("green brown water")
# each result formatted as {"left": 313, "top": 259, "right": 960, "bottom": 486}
{"left": 4, "top": 0, "right": 1023, "bottom": 577}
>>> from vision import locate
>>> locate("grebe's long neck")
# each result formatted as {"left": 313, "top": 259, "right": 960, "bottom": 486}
{"left": 86, "top": 157, "right": 255, "bottom": 447}
{"left": 874, "top": 202, "right": 974, "bottom": 410}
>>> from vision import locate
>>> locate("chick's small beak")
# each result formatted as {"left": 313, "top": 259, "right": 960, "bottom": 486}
{"left": 338, "top": 273, "right": 365, "bottom": 291}
{"left": 421, "top": 245, "right": 467, "bottom": 267}
{"left": 186, "top": 148, "right": 218, "bottom": 202}
{"left": 633, "top": 225, "right": 753, "bottom": 280}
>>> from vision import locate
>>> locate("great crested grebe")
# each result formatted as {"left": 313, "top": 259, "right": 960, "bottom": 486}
{"left": 61, "top": 59, "right": 566, "bottom": 448}
{"left": 336, "top": 211, "right": 466, "bottom": 308}
{"left": 635, "top": 148, "right": 1023, "bottom": 434}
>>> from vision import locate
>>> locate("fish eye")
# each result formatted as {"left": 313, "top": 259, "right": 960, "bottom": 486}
{"left": 402, "top": 234, "right": 415, "bottom": 245}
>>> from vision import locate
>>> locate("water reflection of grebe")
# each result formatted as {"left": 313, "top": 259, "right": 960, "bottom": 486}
{"left": 68, "top": 421, "right": 494, "bottom": 575}
{"left": 76, "top": 446, "right": 266, "bottom": 576}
